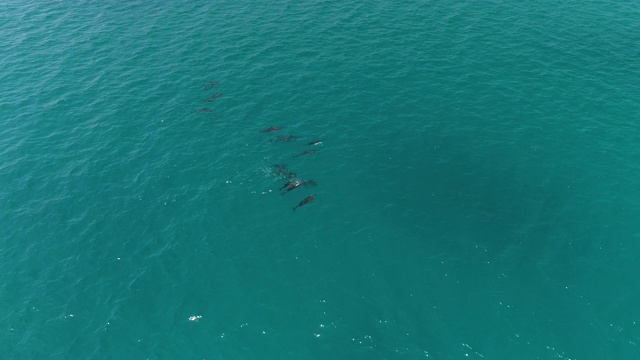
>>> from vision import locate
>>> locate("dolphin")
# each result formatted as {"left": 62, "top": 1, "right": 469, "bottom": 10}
{"left": 293, "top": 149, "right": 318, "bottom": 158}
{"left": 260, "top": 126, "right": 282, "bottom": 133}
{"left": 272, "top": 164, "right": 296, "bottom": 179}
{"left": 271, "top": 135, "right": 300, "bottom": 142}
{"left": 281, "top": 179, "right": 316, "bottom": 195}
{"left": 293, "top": 194, "right": 315, "bottom": 211}
{"left": 205, "top": 93, "right": 223, "bottom": 102}
{"left": 282, "top": 180, "right": 303, "bottom": 195}
{"left": 279, "top": 178, "right": 296, "bottom": 191}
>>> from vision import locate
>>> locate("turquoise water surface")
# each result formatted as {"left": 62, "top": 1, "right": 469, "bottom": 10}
{"left": 1, "top": 1, "right": 639, "bottom": 359}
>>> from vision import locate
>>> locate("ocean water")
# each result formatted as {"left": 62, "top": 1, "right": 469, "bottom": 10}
{"left": 1, "top": 1, "right": 639, "bottom": 359}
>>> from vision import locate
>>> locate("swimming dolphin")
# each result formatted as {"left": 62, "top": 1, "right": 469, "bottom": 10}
{"left": 281, "top": 179, "right": 316, "bottom": 195}
{"left": 205, "top": 93, "right": 223, "bottom": 102}
{"left": 279, "top": 178, "right": 296, "bottom": 191}
{"left": 293, "top": 194, "right": 315, "bottom": 211}
{"left": 282, "top": 180, "right": 303, "bottom": 195}
{"left": 293, "top": 149, "right": 318, "bottom": 158}
{"left": 307, "top": 140, "right": 322, "bottom": 146}
{"left": 205, "top": 81, "right": 219, "bottom": 89}
{"left": 272, "top": 164, "right": 296, "bottom": 179}
{"left": 271, "top": 135, "right": 300, "bottom": 142}
{"left": 260, "top": 126, "right": 282, "bottom": 133}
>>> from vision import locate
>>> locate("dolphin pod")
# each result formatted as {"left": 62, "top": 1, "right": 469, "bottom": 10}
{"left": 194, "top": 81, "right": 323, "bottom": 212}
{"left": 262, "top": 127, "right": 323, "bottom": 211}
{"left": 195, "top": 81, "right": 222, "bottom": 116}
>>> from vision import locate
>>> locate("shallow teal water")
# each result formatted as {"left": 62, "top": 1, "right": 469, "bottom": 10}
{"left": 2, "top": 1, "right": 640, "bottom": 359}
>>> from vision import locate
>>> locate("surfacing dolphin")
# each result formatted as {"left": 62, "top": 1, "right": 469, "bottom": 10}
{"left": 293, "top": 194, "right": 315, "bottom": 211}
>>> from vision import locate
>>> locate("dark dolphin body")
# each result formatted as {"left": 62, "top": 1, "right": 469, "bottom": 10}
{"left": 271, "top": 135, "right": 300, "bottom": 142}
{"left": 205, "top": 81, "right": 219, "bottom": 89}
{"left": 260, "top": 126, "right": 282, "bottom": 133}
{"left": 279, "top": 178, "right": 296, "bottom": 191}
{"left": 293, "top": 194, "right": 315, "bottom": 211}
{"left": 307, "top": 140, "right": 322, "bottom": 146}
{"left": 272, "top": 164, "right": 296, "bottom": 179}
{"left": 205, "top": 93, "right": 223, "bottom": 102}
{"left": 281, "top": 179, "right": 316, "bottom": 195}
{"left": 282, "top": 180, "right": 303, "bottom": 195}
{"left": 293, "top": 149, "right": 318, "bottom": 158}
